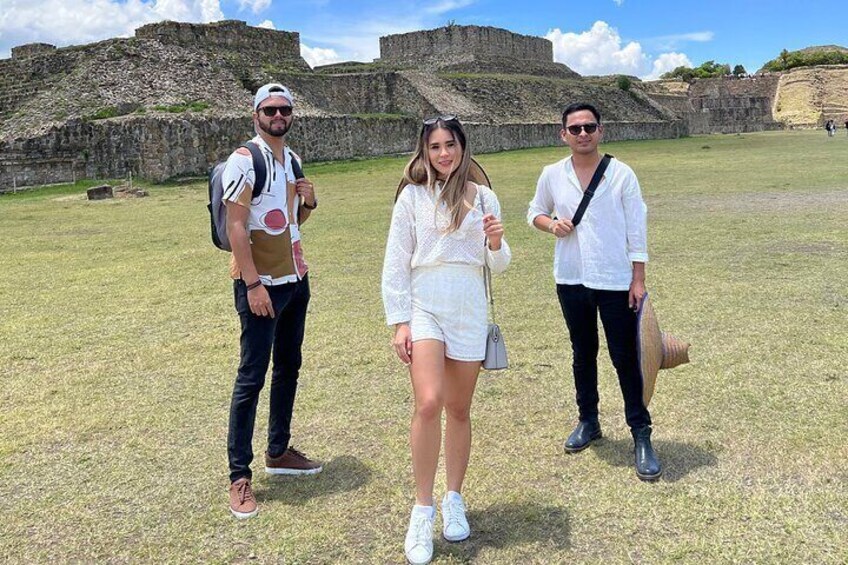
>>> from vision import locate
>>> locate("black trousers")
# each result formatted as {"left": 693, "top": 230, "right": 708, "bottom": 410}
{"left": 556, "top": 284, "right": 651, "bottom": 431}
{"left": 228, "top": 275, "right": 310, "bottom": 482}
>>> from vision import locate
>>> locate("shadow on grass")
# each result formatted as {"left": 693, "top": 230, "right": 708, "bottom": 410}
{"left": 591, "top": 437, "right": 718, "bottom": 482}
{"left": 436, "top": 501, "right": 570, "bottom": 560}
{"left": 256, "top": 455, "right": 371, "bottom": 505}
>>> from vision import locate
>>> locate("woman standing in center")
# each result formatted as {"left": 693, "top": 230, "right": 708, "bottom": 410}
{"left": 382, "top": 116, "right": 511, "bottom": 565}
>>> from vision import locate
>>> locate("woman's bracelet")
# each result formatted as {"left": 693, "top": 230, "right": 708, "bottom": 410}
{"left": 246, "top": 280, "right": 263, "bottom": 291}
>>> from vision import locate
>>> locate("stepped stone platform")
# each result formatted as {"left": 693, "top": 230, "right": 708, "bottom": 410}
{"left": 5, "top": 20, "right": 838, "bottom": 191}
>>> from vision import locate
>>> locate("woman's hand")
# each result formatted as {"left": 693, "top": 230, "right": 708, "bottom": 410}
{"left": 483, "top": 213, "right": 504, "bottom": 250}
{"left": 393, "top": 323, "right": 413, "bottom": 365}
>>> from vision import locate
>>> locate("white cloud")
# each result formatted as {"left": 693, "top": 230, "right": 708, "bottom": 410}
{"left": 257, "top": 19, "right": 275, "bottom": 29}
{"left": 546, "top": 21, "right": 648, "bottom": 76}
{"left": 646, "top": 52, "right": 692, "bottom": 80}
{"left": 425, "top": 0, "right": 475, "bottom": 15}
{"left": 238, "top": 0, "right": 271, "bottom": 14}
{"left": 612, "top": 0, "right": 624, "bottom": 5}
{"left": 301, "top": 43, "right": 342, "bottom": 67}
{"left": 546, "top": 20, "right": 695, "bottom": 80}
{"left": 0, "top": 0, "right": 224, "bottom": 58}
{"left": 646, "top": 31, "right": 714, "bottom": 51}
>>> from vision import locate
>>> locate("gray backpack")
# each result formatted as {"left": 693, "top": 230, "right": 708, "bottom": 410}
{"left": 207, "top": 142, "right": 303, "bottom": 251}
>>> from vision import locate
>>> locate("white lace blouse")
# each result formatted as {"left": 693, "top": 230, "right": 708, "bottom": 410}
{"left": 382, "top": 182, "right": 512, "bottom": 326}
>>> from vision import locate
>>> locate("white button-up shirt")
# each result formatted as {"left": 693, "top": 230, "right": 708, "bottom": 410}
{"left": 527, "top": 155, "right": 648, "bottom": 291}
{"left": 383, "top": 183, "right": 512, "bottom": 326}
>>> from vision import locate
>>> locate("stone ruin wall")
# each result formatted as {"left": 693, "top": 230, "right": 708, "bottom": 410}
{"left": 687, "top": 74, "right": 782, "bottom": 133}
{"left": 134, "top": 20, "right": 307, "bottom": 70}
{"left": 642, "top": 75, "right": 783, "bottom": 134}
{"left": 0, "top": 20, "right": 815, "bottom": 191}
{"left": 378, "top": 26, "right": 576, "bottom": 78}
{"left": 0, "top": 116, "right": 683, "bottom": 189}
{"left": 380, "top": 26, "right": 551, "bottom": 63}
{"left": 0, "top": 20, "right": 310, "bottom": 121}
{"left": 773, "top": 65, "right": 848, "bottom": 127}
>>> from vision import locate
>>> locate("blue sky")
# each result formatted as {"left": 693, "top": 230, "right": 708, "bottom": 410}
{"left": 2, "top": 0, "right": 846, "bottom": 79}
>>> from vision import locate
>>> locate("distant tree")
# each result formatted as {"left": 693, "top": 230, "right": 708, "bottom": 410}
{"left": 732, "top": 64, "right": 747, "bottom": 76}
{"left": 660, "top": 66, "right": 696, "bottom": 82}
{"left": 616, "top": 75, "right": 632, "bottom": 91}
{"left": 779, "top": 49, "right": 790, "bottom": 69}
{"left": 661, "top": 60, "right": 733, "bottom": 82}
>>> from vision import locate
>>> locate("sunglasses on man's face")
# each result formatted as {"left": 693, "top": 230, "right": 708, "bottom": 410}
{"left": 260, "top": 105, "right": 293, "bottom": 117}
{"left": 565, "top": 123, "right": 599, "bottom": 135}
{"left": 423, "top": 114, "right": 458, "bottom": 126}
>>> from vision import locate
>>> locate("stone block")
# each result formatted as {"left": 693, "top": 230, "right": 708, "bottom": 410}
{"left": 87, "top": 185, "right": 113, "bottom": 200}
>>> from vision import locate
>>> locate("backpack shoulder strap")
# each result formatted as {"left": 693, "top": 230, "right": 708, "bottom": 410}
{"left": 571, "top": 153, "right": 613, "bottom": 227}
{"left": 242, "top": 141, "right": 267, "bottom": 199}
{"left": 287, "top": 148, "right": 305, "bottom": 180}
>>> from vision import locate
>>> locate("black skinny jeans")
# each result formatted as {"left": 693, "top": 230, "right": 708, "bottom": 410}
{"left": 556, "top": 283, "right": 651, "bottom": 431}
{"left": 228, "top": 276, "right": 310, "bottom": 483}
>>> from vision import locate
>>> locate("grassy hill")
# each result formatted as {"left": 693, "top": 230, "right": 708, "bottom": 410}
{"left": 760, "top": 45, "right": 848, "bottom": 72}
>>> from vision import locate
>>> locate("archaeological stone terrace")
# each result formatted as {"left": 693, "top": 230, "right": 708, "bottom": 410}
{"left": 0, "top": 20, "right": 845, "bottom": 191}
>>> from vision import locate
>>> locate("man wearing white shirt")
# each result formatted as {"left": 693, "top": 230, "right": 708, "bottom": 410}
{"left": 527, "top": 102, "right": 661, "bottom": 481}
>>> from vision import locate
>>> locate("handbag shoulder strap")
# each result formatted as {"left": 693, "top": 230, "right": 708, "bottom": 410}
{"left": 571, "top": 153, "right": 613, "bottom": 227}
{"left": 478, "top": 185, "right": 496, "bottom": 322}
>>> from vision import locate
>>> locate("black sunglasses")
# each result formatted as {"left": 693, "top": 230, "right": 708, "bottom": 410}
{"left": 423, "top": 114, "right": 458, "bottom": 126}
{"left": 565, "top": 123, "right": 599, "bottom": 135}
{"left": 260, "top": 105, "right": 293, "bottom": 117}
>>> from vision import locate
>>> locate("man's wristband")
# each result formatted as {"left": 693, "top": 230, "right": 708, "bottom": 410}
{"left": 302, "top": 198, "right": 318, "bottom": 210}
{"left": 246, "top": 280, "right": 263, "bottom": 291}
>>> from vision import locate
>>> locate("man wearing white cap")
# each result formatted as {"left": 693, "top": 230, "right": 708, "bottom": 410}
{"left": 222, "top": 83, "right": 322, "bottom": 519}
{"left": 527, "top": 102, "right": 662, "bottom": 481}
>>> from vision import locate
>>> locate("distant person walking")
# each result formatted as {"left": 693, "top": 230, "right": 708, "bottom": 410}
{"left": 527, "top": 102, "right": 662, "bottom": 481}
{"left": 382, "top": 116, "right": 511, "bottom": 564}
{"left": 222, "top": 83, "right": 322, "bottom": 520}
{"left": 825, "top": 119, "right": 835, "bottom": 137}
{"left": 844, "top": 120, "right": 848, "bottom": 136}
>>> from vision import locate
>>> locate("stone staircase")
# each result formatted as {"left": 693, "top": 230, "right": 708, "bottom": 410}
{"left": 398, "top": 71, "right": 485, "bottom": 121}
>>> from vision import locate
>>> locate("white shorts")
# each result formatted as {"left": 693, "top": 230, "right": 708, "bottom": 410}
{"left": 410, "top": 264, "right": 487, "bottom": 362}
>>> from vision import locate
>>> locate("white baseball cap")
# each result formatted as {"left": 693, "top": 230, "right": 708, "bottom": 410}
{"left": 253, "top": 83, "right": 294, "bottom": 111}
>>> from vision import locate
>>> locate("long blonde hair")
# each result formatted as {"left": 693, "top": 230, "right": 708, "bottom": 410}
{"left": 397, "top": 117, "right": 472, "bottom": 232}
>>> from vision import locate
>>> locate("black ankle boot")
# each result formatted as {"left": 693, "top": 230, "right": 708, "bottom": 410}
{"left": 564, "top": 420, "right": 602, "bottom": 453}
{"left": 632, "top": 426, "right": 662, "bottom": 481}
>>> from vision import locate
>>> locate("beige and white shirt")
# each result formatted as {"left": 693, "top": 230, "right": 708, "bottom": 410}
{"left": 222, "top": 135, "right": 307, "bottom": 285}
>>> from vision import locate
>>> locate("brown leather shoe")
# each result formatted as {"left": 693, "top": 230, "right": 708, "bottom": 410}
{"left": 229, "top": 478, "right": 258, "bottom": 519}
{"left": 265, "top": 447, "right": 323, "bottom": 476}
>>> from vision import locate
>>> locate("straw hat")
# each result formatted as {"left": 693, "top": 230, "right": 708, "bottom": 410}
{"left": 637, "top": 293, "right": 690, "bottom": 406}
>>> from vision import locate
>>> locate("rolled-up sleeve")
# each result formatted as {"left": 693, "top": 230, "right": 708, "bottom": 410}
{"left": 381, "top": 188, "right": 416, "bottom": 326}
{"left": 622, "top": 170, "right": 649, "bottom": 263}
{"left": 527, "top": 167, "right": 554, "bottom": 226}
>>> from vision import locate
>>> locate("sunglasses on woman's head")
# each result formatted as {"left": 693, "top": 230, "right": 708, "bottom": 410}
{"left": 260, "top": 105, "right": 293, "bottom": 117}
{"left": 565, "top": 123, "right": 599, "bottom": 135}
{"left": 423, "top": 114, "right": 458, "bottom": 125}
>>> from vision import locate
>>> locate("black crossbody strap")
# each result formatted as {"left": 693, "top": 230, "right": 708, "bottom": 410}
{"left": 571, "top": 153, "right": 612, "bottom": 227}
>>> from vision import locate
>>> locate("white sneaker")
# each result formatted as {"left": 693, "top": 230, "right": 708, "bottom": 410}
{"left": 404, "top": 505, "right": 435, "bottom": 565}
{"left": 441, "top": 491, "right": 470, "bottom": 542}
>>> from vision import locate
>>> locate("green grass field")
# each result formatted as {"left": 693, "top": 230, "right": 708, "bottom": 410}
{"left": 1, "top": 130, "right": 846, "bottom": 563}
